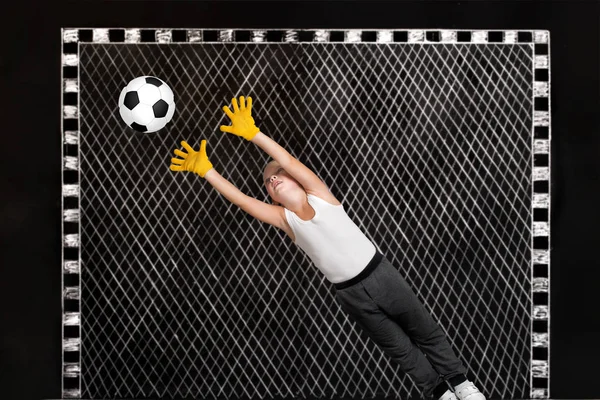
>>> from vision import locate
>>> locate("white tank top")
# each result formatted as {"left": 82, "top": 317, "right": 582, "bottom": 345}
{"left": 284, "top": 194, "right": 377, "bottom": 283}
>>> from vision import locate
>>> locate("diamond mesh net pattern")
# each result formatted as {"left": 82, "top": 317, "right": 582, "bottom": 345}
{"left": 78, "top": 43, "right": 533, "bottom": 399}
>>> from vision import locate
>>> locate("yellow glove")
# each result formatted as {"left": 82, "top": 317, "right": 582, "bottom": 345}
{"left": 169, "top": 140, "right": 214, "bottom": 178}
{"left": 219, "top": 96, "right": 260, "bottom": 141}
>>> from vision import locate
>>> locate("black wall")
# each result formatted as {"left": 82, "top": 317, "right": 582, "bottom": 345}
{"left": 1, "top": 1, "right": 598, "bottom": 399}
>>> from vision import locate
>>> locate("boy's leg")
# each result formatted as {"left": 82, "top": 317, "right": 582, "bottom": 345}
{"left": 363, "top": 257, "right": 468, "bottom": 382}
{"left": 336, "top": 283, "right": 447, "bottom": 399}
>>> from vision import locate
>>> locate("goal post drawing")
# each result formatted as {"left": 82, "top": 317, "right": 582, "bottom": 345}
{"left": 61, "top": 28, "right": 551, "bottom": 399}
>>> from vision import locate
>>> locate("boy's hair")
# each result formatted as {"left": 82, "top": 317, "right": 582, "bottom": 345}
{"left": 263, "top": 159, "right": 278, "bottom": 172}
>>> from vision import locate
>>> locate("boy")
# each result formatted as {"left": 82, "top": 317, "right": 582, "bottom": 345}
{"left": 169, "top": 96, "right": 486, "bottom": 400}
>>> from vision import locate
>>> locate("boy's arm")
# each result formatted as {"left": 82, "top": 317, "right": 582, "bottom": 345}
{"left": 250, "top": 132, "right": 330, "bottom": 193}
{"left": 204, "top": 168, "right": 286, "bottom": 229}
{"left": 218, "top": 96, "right": 329, "bottom": 193}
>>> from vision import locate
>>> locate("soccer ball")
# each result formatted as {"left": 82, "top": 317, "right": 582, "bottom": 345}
{"left": 118, "top": 76, "right": 175, "bottom": 133}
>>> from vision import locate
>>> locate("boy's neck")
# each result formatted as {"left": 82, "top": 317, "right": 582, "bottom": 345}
{"left": 285, "top": 195, "right": 315, "bottom": 220}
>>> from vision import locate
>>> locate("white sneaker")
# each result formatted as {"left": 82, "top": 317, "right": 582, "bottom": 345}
{"left": 453, "top": 380, "right": 486, "bottom": 400}
{"left": 439, "top": 388, "right": 459, "bottom": 400}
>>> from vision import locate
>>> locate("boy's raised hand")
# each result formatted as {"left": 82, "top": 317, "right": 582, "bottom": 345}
{"left": 170, "top": 140, "right": 214, "bottom": 178}
{"left": 219, "top": 96, "right": 260, "bottom": 141}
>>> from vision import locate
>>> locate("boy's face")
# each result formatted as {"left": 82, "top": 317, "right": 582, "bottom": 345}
{"left": 263, "top": 161, "right": 302, "bottom": 205}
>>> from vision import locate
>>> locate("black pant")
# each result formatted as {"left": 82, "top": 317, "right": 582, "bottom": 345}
{"left": 334, "top": 253, "right": 467, "bottom": 399}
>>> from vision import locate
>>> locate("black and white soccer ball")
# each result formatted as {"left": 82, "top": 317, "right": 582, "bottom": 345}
{"left": 118, "top": 76, "right": 175, "bottom": 133}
